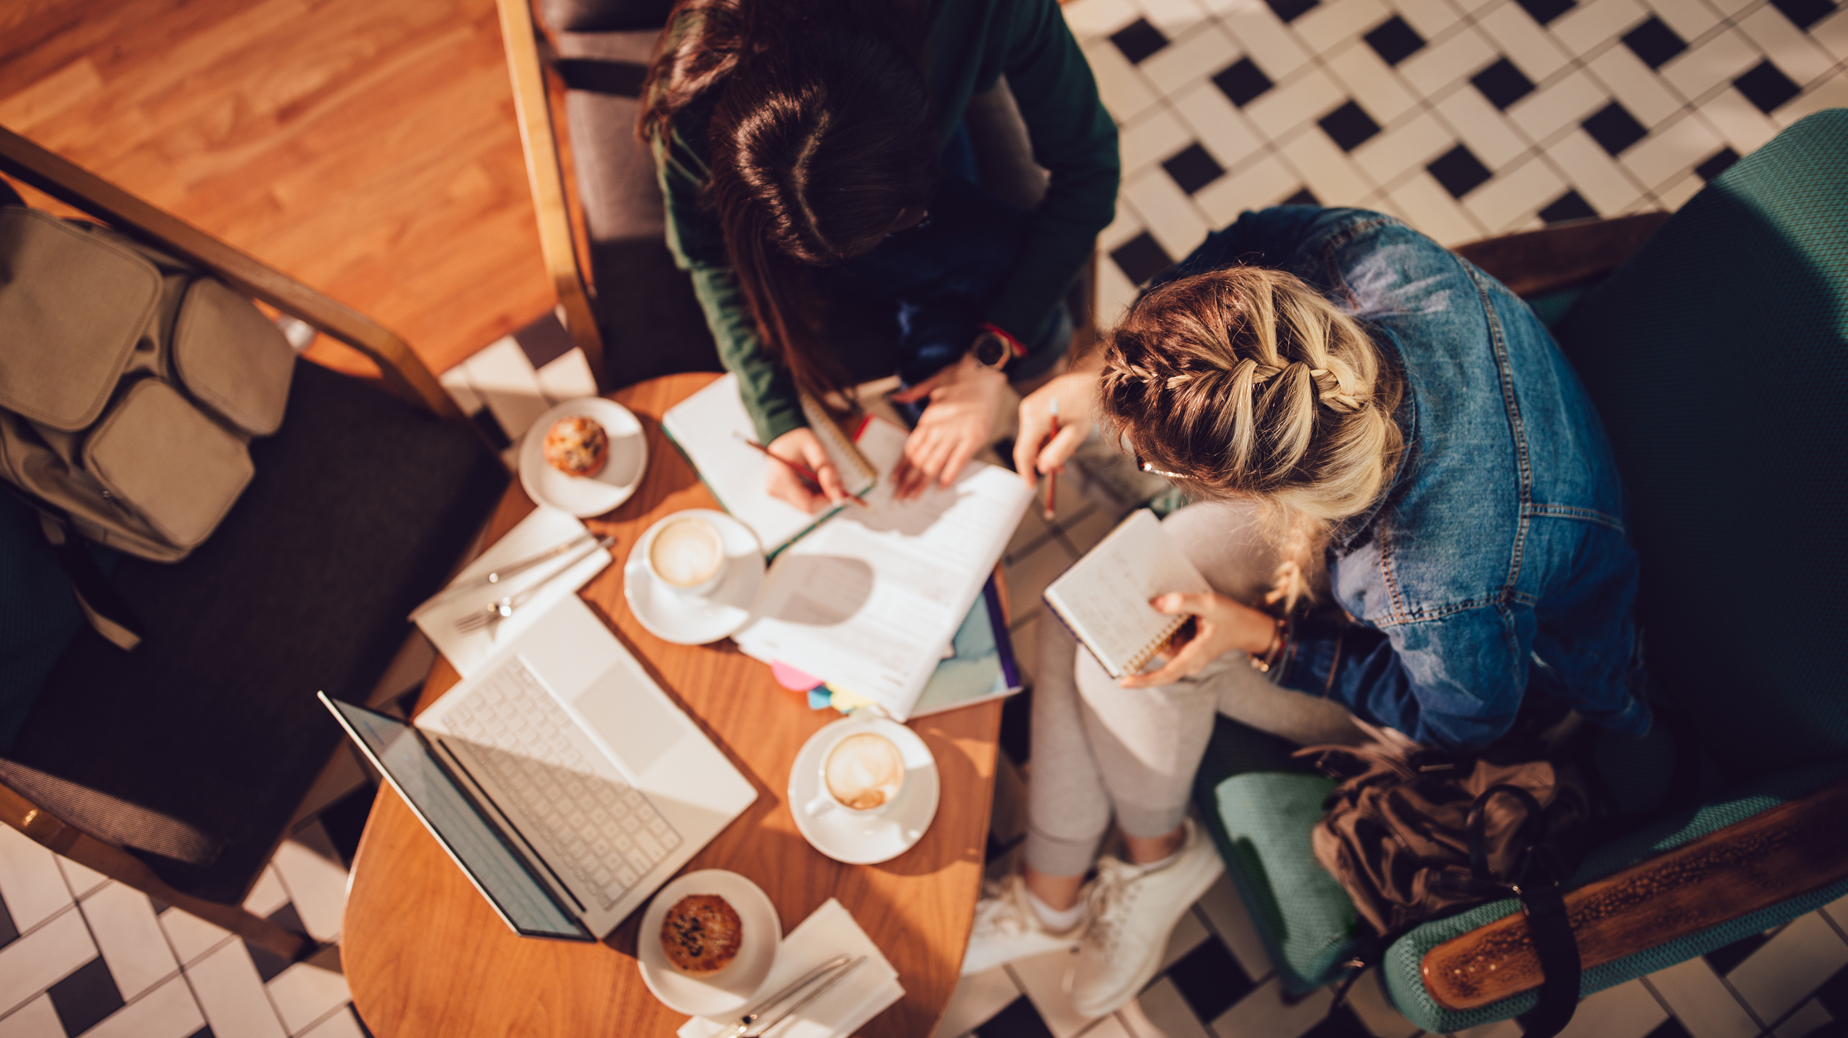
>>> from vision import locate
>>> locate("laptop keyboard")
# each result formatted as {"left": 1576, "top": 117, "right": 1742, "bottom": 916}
{"left": 441, "top": 661, "right": 682, "bottom": 910}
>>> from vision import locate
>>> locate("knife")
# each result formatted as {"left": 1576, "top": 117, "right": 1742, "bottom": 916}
{"left": 721, "top": 955, "right": 865, "bottom": 1038}
{"left": 410, "top": 532, "right": 613, "bottom": 615}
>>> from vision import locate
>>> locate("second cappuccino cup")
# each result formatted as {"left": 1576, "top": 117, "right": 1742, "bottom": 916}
{"left": 645, "top": 514, "right": 729, "bottom": 597}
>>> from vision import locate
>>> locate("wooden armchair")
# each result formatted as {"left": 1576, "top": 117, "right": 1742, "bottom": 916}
{"left": 0, "top": 127, "right": 508, "bottom": 958}
{"left": 1191, "top": 109, "right": 1848, "bottom": 1033}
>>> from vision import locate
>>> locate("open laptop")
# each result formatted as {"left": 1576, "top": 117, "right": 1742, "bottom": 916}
{"left": 320, "top": 595, "right": 755, "bottom": 941}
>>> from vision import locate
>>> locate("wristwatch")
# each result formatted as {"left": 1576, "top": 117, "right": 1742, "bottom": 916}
{"left": 970, "top": 324, "right": 1025, "bottom": 373}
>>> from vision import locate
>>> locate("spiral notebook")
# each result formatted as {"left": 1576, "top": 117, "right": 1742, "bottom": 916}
{"left": 1042, "top": 509, "right": 1212, "bottom": 679}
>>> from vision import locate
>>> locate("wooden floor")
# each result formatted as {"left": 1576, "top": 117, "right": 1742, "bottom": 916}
{"left": 0, "top": 0, "right": 553, "bottom": 379}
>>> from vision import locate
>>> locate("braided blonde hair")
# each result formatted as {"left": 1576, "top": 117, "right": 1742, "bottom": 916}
{"left": 1100, "top": 266, "right": 1404, "bottom": 608}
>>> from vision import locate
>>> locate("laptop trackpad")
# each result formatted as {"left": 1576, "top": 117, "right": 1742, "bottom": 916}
{"left": 572, "top": 667, "right": 680, "bottom": 778}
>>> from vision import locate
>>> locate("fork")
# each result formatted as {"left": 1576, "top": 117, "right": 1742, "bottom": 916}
{"left": 452, "top": 538, "right": 609, "bottom": 633}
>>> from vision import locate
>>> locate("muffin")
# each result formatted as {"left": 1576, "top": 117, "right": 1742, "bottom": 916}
{"left": 660, "top": 894, "right": 743, "bottom": 976}
{"left": 542, "top": 415, "right": 609, "bottom": 477}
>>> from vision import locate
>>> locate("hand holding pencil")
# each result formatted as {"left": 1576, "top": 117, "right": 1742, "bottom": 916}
{"left": 1013, "top": 372, "right": 1099, "bottom": 503}
{"left": 743, "top": 429, "right": 868, "bottom": 513}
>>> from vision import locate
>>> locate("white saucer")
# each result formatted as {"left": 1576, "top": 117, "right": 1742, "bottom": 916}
{"left": 636, "top": 869, "right": 782, "bottom": 1018}
{"left": 789, "top": 714, "right": 940, "bottom": 865}
{"left": 518, "top": 398, "right": 648, "bottom": 517}
{"left": 624, "top": 510, "right": 765, "bottom": 644}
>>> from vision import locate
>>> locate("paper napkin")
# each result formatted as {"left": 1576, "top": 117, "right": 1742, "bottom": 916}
{"left": 411, "top": 506, "right": 612, "bottom": 676}
{"left": 678, "top": 898, "right": 904, "bottom": 1038}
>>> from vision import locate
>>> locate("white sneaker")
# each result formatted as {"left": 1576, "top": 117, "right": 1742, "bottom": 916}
{"left": 962, "top": 874, "right": 1087, "bottom": 976}
{"left": 1067, "top": 818, "right": 1224, "bottom": 1017}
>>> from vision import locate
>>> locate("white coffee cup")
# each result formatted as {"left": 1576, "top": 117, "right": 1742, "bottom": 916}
{"left": 804, "top": 730, "right": 907, "bottom": 817}
{"left": 646, "top": 514, "right": 729, "bottom": 597}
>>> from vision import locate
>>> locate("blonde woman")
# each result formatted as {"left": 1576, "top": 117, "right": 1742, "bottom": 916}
{"left": 968, "top": 206, "right": 1648, "bottom": 1015}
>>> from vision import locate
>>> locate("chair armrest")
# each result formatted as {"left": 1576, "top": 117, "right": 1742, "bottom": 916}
{"left": 0, "top": 126, "right": 462, "bottom": 421}
{"left": 1452, "top": 212, "right": 1671, "bottom": 297}
{"left": 495, "top": 0, "right": 608, "bottom": 385}
{"left": 1422, "top": 777, "right": 1848, "bottom": 1010}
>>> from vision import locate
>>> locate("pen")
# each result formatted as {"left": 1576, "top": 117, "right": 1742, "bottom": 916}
{"left": 1043, "top": 396, "right": 1059, "bottom": 520}
{"left": 733, "top": 432, "right": 869, "bottom": 508}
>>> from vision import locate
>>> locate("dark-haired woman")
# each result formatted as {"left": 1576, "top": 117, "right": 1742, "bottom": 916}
{"left": 966, "top": 206, "right": 1647, "bottom": 1015}
{"left": 640, "top": 0, "right": 1117, "bottom": 506}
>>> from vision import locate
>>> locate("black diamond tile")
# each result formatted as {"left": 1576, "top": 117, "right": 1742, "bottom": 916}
{"left": 1304, "top": 1005, "right": 1375, "bottom": 1038}
{"left": 151, "top": 898, "right": 171, "bottom": 914}
{"left": 999, "top": 684, "right": 1031, "bottom": 764}
{"left": 49, "top": 957, "right": 124, "bottom": 1037}
{"left": 469, "top": 407, "right": 512, "bottom": 451}
{"left": 1163, "top": 143, "right": 1226, "bottom": 195}
{"left": 1704, "top": 931, "right": 1769, "bottom": 974}
{"left": 1110, "top": 18, "right": 1170, "bottom": 64}
{"left": 1516, "top": 0, "right": 1576, "bottom": 24}
{"left": 1816, "top": 963, "right": 1848, "bottom": 1017}
{"left": 1583, "top": 101, "right": 1648, "bottom": 156}
{"left": 974, "top": 995, "right": 1056, "bottom": 1038}
{"left": 1364, "top": 16, "right": 1426, "bottom": 65}
{"left": 1735, "top": 60, "right": 1801, "bottom": 114}
{"left": 318, "top": 785, "right": 379, "bottom": 868}
{"left": 512, "top": 312, "right": 573, "bottom": 371}
{"left": 1539, "top": 189, "right": 1598, "bottom": 224}
{"left": 1111, "top": 232, "right": 1174, "bottom": 287}
{"left": 1696, "top": 146, "right": 1740, "bottom": 181}
{"left": 1473, "top": 57, "right": 1536, "bottom": 109}
{"left": 186, "top": 1027, "right": 218, "bottom": 1038}
{"left": 0, "top": 893, "right": 15, "bottom": 948}
{"left": 1213, "top": 57, "right": 1274, "bottom": 108}
{"left": 246, "top": 937, "right": 293, "bottom": 983}
{"left": 1428, "top": 144, "right": 1492, "bottom": 198}
{"left": 1265, "top": 0, "right": 1320, "bottom": 21}
{"left": 1284, "top": 187, "right": 1321, "bottom": 206}
{"left": 1772, "top": 0, "right": 1839, "bottom": 29}
{"left": 1167, "top": 935, "right": 1252, "bottom": 1022}
{"left": 1622, "top": 17, "right": 1688, "bottom": 69}
{"left": 1319, "top": 100, "right": 1381, "bottom": 152}
{"left": 1645, "top": 1017, "right": 1694, "bottom": 1038}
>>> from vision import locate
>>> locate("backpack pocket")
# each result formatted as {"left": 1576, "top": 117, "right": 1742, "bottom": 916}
{"left": 83, "top": 380, "right": 253, "bottom": 551}
{"left": 168, "top": 277, "right": 295, "bottom": 436}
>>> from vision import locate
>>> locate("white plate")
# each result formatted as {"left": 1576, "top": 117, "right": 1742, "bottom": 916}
{"left": 637, "top": 869, "right": 782, "bottom": 1018}
{"left": 518, "top": 398, "right": 648, "bottom": 517}
{"left": 789, "top": 715, "right": 940, "bottom": 865}
{"left": 625, "top": 510, "right": 765, "bottom": 645}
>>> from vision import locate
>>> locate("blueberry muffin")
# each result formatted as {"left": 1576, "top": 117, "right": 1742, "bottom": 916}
{"left": 542, "top": 415, "right": 609, "bottom": 477}
{"left": 660, "top": 894, "right": 743, "bottom": 976}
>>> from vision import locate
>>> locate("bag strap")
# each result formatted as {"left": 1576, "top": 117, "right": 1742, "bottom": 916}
{"left": 1468, "top": 784, "right": 1582, "bottom": 1038}
{"left": 36, "top": 511, "right": 144, "bottom": 651}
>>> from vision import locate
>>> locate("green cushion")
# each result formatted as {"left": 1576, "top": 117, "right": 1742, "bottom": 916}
{"left": 1553, "top": 109, "right": 1848, "bottom": 784}
{"left": 1383, "top": 759, "right": 1848, "bottom": 1033}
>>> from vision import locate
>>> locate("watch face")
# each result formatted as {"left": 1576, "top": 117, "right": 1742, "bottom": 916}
{"left": 974, "top": 334, "right": 1007, "bottom": 368}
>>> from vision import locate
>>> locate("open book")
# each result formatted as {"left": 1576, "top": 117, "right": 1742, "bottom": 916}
{"left": 733, "top": 418, "right": 1032, "bottom": 719}
{"left": 1042, "top": 509, "right": 1211, "bottom": 678}
{"left": 660, "top": 373, "right": 878, "bottom": 557}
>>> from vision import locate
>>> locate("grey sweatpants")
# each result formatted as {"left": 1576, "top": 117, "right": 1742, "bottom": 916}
{"left": 1023, "top": 500, "right": 1363, "bottom": 877}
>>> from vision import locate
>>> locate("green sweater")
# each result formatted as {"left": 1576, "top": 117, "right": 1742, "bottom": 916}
{"left": 654, "top": 0, "right": 1120, "bottom": 444}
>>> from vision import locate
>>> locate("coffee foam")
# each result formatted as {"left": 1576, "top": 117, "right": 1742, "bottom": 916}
{"left": 650, "top": 518, "right": 723, "bottom": 586}
{"left": 823, "top": 732, "right": 905, "bottom": 811}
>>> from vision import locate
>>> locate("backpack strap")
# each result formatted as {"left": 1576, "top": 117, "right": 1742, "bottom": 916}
{"left": 36, "top": 511, "right": 144, "bottom": 651}
{"left": 1468, "top": 784, "right": 1582, "bottom": 1038}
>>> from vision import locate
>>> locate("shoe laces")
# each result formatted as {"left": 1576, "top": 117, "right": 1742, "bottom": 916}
{"left": 975, "top": 878, "right": 1042, "bottom": 939}
{"left": 1082, "top": 858, "right": 1142, "bottom": 955}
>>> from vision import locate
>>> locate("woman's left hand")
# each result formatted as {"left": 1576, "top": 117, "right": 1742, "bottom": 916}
{"left": 1120, "top": 591, "right": 1279, "bottom": 688}
{"left": 891, "top": 353, "right": 1008, "bottom": 499}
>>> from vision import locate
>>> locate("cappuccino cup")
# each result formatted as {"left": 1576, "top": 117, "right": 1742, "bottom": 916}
{"left": 804, "top": 731, "right": 906, "bottom": 817}
{"left": 646, "top": 514, "right": 728, "bottom": 597}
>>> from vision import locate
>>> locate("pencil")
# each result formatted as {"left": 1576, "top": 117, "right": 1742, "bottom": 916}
{"left": 1043, "top": 397, "right": 1059, "bottom": 521}
{"left": 734, "top": 432, "right": 870, "bottom": 508}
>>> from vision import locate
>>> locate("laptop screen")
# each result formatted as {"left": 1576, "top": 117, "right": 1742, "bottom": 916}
{"left": 320, "top": 695, "right": 591, "bottom": 941}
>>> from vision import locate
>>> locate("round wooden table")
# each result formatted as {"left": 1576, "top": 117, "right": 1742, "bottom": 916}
{"left": 341, "top": 373, "right": 1003, "bottom": 1037}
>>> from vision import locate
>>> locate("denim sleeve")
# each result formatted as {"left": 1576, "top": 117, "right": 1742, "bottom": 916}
{"left": 1283, "top": 605, "right": 1530, "bottom": 751}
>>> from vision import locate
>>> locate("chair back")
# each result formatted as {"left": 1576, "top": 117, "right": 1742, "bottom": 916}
{"left": 1554, "top": 110, "right": 1848, "bottom": 783}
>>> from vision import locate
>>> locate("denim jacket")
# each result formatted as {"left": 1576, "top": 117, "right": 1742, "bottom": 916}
{"left": 1157, "top": 207, "right": 1649, "bottom": 751}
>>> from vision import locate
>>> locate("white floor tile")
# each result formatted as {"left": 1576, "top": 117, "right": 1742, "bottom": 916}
{"left": 1777, "top": 68, "right": 1848, "bottom": 127}
{"left": 299, "top": 1008, "right": 368, "bottom": 1038}
{"left": 1453, "top": 1021, "right": 1524, "bottom": 1038}
{"left": 1397, "top": 0, "right": 1464, "bottom": 38}
{"left": 1659, "top": 29, "right": 1760, "bottom": 101}
{"left": 1008, "top": 948, "right": 1102, "bottom": 1038}
{"left": 1551, "top": 0, "right": 1649, "bottom": 56}
{"left": 1097, "top": 253, "right": 1145, "bottom": 327}
{"left": 271, "top": 824, "right": 350, "bottom": 943}
{"left": 1196, "top": 152, "right": 1301, "bottom": 224}
{"left": 1081, "top": 1015, "right": 1138, "bottom": 1038}
{"left": 1387, "top": 170, "right": 1489, "bottom": 244}
{"left": 1400, "top": 24, "right": 1499, "bottom": 98}
{"left": 81, "top": 883, "right": 179, "bottom": 1001}
{"left": 1323, "top": 41, "right": 1419, "bottom": 125}
{"left": 1812, "top": 5, "right": 1848, "bottom": 62}
{"left": 1121, "top": 107, "right": 1201, "bottom": 181}
{"left": 1553, "top": 978, "right": 1668, "bottom": 1038}
{"left": 1192, "top": 874, "right": 1270, "bottom": 981}
{"left": 54, "top": 857, "right": 108, "bottom": 901}
{"left": 1728, "top": 913, "right": 1848, "bottom": 1024}
{"left": 436, "top": 364, "right": 483, "bottom": 415}
{"left": 1774, "top": 998, "right": 1835, "bottom": 1038}
{"left": 1214, "top": 3, "right": 1314, "bottom": 80}
{"left": 243, "top": 866, "right": 291, "bottom": 919}
{"left": 1242, "top": 66, "right": 1348, "bottom": 141}
{"left": 1476, "top": 1, "right": 1575, "bottom": 81}
{"left": 1160, "top": 907, "right": 1210, "bottom": 971}
{"left": 1291, "top": 0, "right": 1392, "bottom": 56}
{"left": 1641, "top": 957, "right": 1759, "bottom": 1038}
{"left": 1133, "top": 0, "right": 1216, "bottom": 38}
{"left": 1170, "top": 81, "right": 1265, "bottom": 171}
{"left": 1085, "top": 40, "right": 1163, "bottom": 122}
{"left": 1343, "top": 966, "right": 1420, "bottom": 1038}
{"left": 1141, "top": 24, "right": 1243, "bottom": 96}
{"left": 1546, "top": 128, "right": 1646, "bottom": 213}
{"left": 1652, "top": 170, "right": 1705, "bottom": 209}
{"left": 932, "top": 966, "right": 1024, "bottom": 1038}
{"left": 1353, "top": 110, "right": 1458, "bottom": 185}
{"left": 462, "top": 336, "right": 551, "bottom": 446}
{"left": 1124, "top": 168, "right": 1211, "bottom": 259}
{"left": 158, "top": 909, "right": 234, "bottom": 968}
{"left": 265, "top": 958, "right": 351, "bottom": 1036}
{"left": 1059, "top": 503, "right": 1124, "bottom": 553}
{"left": 0, "top": 826, "right": 74, "bottom": 934}
{"left": 1004, "top": 532, "right": 1079, "bottom": 621}
{"left": 535, "top": 347, "right": 600, "bottom": 405}
{"left": 1278, "top": 127, "right": 1377, "bottom": 206}
{"left": 1101, "top": 203, "right": 1153, "bottom": 253}
{"left": 0, "top": 908, "right": 94, "bottom": 1017}
{"left": 1467, "top": 152, "right": 1566, "bottom": 229}
{"left": 1510, "top": 69, "right": 1612, "bottom": 144}
{"left": 1587, "top": 43, "right": 1688, "bottom": 126}
{"left": 82, "top": 974, "right": 205, "bottom": 1038}
{"left": 187, "top": 941, "right": 288, "bottom": 1038}
{"left": 1209, "top": 974, "right": 1331, "bottom": 1038}
{"left": 0, "top": 995, "right": 63, "bottom": 1038}
{"left": 1621, "top": 109, "right": 1723, "bottom": 186}
{"left": 1064, "top": 0, "right": 1144, "bottom": 41}
{"left": 1697, "top": 87, "right": 1780, "bottom": 154}
{"left": 1646, "top": 0, "right": 1720, "bottom": 45}
{"left": 1734, "top": 5, "right": 1838, "bottom": 86}
{"left": 1434, "top": 83, "right": 1533, "bottom": 167}
{"left": 1126, "top": 977, "right": 1215, "bottom": 1038}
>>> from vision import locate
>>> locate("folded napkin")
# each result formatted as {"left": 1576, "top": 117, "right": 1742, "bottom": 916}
{"left": 678, "top": 899, "right": 904, "bottom": 1038}
{"left": 412, "top": 506, "right": 613, "bottom": 676}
